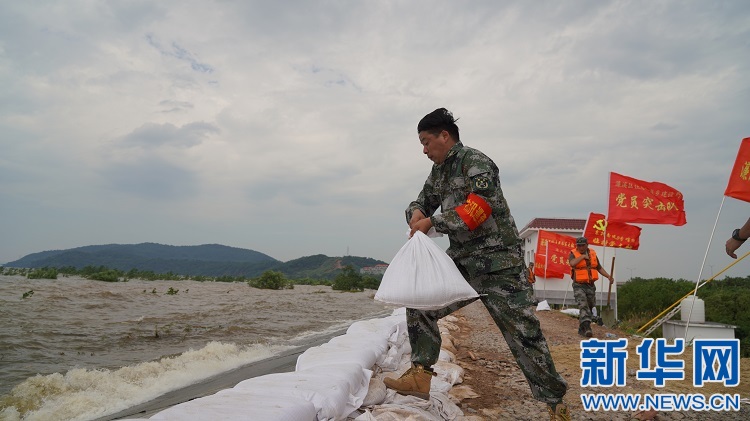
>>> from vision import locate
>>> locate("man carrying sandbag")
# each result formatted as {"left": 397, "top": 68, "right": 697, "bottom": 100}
{"left": 383, "top": 108, "right": 570, "bottom": 420}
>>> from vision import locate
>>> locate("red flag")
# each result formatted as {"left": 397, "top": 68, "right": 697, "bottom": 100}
{"left": 534, "top": 253, "right": 564, "bottom": 279}
{"left": 535, "top": 230, "right": 576, "bottom": 279}
{"left": 608, "top": 172, "right": 686, "bottom": 226}
{"left": 583, "top": 212, "right": 642, "bottom": 250}
{"left": 724, "top": 137, "right": 750, "bottom": 203}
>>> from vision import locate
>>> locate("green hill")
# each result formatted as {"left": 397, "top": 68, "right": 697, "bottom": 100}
{"left": 2, "top": 243, "right": 387, "bottom": 280}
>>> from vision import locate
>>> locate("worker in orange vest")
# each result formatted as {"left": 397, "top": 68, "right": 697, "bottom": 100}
{"left": 569, "top": 237, "right": 613, "bottom": 337}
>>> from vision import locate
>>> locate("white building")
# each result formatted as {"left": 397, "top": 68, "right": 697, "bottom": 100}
{"left": 519, "top": 217, "right": 618, "bottom": 313}
{"left": 360, "top": 264, "right": 388, "bottom": 275}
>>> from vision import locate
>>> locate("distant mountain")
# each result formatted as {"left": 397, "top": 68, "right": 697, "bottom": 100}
{"left": 2, "top": 243, "right": 387, "bottom": 280}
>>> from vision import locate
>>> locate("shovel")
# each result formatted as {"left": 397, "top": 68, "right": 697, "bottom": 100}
{"left": 601, "top": 256, "right": 617, "bottom": 327}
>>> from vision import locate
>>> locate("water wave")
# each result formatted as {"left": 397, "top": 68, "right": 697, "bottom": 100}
{"left": 0, "top": 341, "right": 290, "bottom": 421}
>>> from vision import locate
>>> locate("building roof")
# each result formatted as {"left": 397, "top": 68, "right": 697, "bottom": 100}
{"left": 519, "top": 217, "right": 586, "bottom": 235}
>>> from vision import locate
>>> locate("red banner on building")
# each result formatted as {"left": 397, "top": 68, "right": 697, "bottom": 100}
{"left": 583, "top": 212, "right": 641, "bottom": 250}
{"left": 724, "top": 137, "right": 750, "bottom": 203}
{"left": 607, "top": 172, "right": 686, "bottom": 226}
{"left": 534, "top": 230, "right": 576, "bottom": 279}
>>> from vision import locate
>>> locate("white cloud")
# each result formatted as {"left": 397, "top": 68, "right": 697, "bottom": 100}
{"left": 0, "top": 0, "right": 749, "bottom": 280}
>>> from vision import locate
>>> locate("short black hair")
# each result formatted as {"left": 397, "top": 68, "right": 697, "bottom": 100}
{"left": 417, "top": 108, "right": 460, "bottom": 142}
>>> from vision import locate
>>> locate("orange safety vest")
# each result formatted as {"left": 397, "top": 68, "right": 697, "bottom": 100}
{"left": 571, "top": 248, "right": 599, "bottom": 283}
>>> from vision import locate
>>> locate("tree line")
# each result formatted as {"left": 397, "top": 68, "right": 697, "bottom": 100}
{"left": 0, "top": 264, "right": 382, "bottom": 292}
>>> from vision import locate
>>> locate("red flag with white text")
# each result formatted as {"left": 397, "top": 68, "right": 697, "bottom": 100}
{"left": 607, "top": 172, "right": 686, "bottom": 226}
{"left": 583, "top": 212, "right": 642, "bottom": 250}
{"left": 534, "top": 230, "right": 576, "bottom": 279}
{"left": 534, "top": 253, "right": 564, "bottom": 279}
{"left": 724, "top": 137, "right": 750, "bottom": 203}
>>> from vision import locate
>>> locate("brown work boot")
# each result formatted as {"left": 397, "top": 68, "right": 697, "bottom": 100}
{"left": 547, "top": 402, "right": 571, "bottom": 421}
{"left": 383, "top": 363, "right": 435, "bottom": 400}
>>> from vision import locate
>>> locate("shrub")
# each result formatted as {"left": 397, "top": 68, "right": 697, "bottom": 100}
{"left": 332, "top": 266, "right": 364, "bottom": 292}
{"left": 89, "top": 269, "right": 122, "bottom": 282}
{"left": 27, "top": 267, "right": 58, "bottom": 279}
{"left": 249, "top": 270, "right": 292, "bottom": 290}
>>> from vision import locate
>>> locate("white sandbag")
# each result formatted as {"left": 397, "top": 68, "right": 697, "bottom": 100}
{"left": 362, "top": 377, "right": 387, "bottom": 406}
{"left": 405, "top": 227, "right": 443, "bottom": 238}
{"left": 561, "top": 308, "right": 580, "bottom": 317}
{"left": 536, "top": 299, "right": 551, "bottom": 311}
{"left": 234, "top": 367, "right": 370, "bottom": 421}
{"left": 346, "top": 317, "right": 401, "bottom": 338}
{"left": 375, "top": 231, "right": 479, "bottom": 310}
{"left": 149, "top": 388, "right": 317, "bottom": 421}
{"left": 327, "top": 334, "right": 389, "bottom": 356}
{"left": 296, "top": 342, "right": 379, "bottom": 372}
{"left": 433, "top": 361, "right": 464, "bottom": 386}
{"left": 438, "top": 349, "right": 455, "bottom": 363}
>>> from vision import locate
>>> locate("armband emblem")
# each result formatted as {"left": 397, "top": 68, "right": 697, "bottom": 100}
{"left": 455, "top": 193, "right": 492, "bottom": 230}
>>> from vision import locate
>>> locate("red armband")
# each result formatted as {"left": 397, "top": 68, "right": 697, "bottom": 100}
{"left": 455, "top": 193, "right": 492, "bottom": 230}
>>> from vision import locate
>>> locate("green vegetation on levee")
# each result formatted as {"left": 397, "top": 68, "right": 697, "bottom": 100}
{"left": 618, "top": 276, "right": 750, "bottom": 357}
{"left": 1, "top": 264, "right": 382, "bottom": 292}
{"left": 26, "top": 267, "right": 58, "bottom": 279}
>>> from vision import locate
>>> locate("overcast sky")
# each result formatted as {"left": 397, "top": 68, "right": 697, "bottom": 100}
{"left": 1, "top": 1, "right": 749, "bottom": 281}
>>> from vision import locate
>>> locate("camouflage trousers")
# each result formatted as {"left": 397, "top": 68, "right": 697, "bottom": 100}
{"left": 573, "top": 282, "right": 596, "bottom": 324}
{"left": 406, "top": 264, "right": 568, "bottom": 404}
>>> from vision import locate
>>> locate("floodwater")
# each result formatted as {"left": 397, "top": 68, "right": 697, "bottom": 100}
{"left": 0, "top": 275, "right": 393, "bottom": 420}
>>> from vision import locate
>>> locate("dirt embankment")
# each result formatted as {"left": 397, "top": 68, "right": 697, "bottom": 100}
{"left": 449, "top": 301, "right": 749, "bottom": 420}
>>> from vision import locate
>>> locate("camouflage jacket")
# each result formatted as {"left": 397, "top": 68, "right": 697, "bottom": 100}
{"left": 406, "top": 142, "right": 523, "bottom": 277}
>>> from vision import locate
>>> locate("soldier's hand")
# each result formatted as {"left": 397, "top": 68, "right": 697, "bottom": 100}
{"left": 409, "top": 218, "right": 433, "bottom": 238}
{"left": 409, "top": 209, "right": 426, "bottom": 229}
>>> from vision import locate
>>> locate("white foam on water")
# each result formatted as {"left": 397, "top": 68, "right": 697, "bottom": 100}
{"left": 0, "top": 341, "right": 291, "bottom": 421}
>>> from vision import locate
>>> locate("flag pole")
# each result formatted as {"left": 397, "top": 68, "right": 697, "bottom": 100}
{"left": 599, "top": 173, "right": 611, "bottom": 317}
{"left": 683, "top": 196, "right": 726, "bottom": 342}
{"left": 542, "top": 240, "right": 549, "bottom": 301}
{"left": 613, "top": 248, "right": 618, "bottom": 321}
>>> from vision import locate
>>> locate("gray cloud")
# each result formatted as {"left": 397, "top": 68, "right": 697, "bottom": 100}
{"left": 101, "top": 157, "right": 197, "bottom": 200}
{"left": 145, "top": 33, "right": 214, "bottom": 73}
{"left": 118, "top": 122, "right": 219, "bottom": 149}
{"left": 0, "top": 0, "right": 748, "bottom": 281}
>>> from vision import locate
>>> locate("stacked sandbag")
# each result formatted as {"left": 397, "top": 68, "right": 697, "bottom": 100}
{"left": 145, "top": 311, "right": 407, "bottom": 421}
{"left": 144, "top": 308, "right": 472, "bottom": 420}
{"left": 353, "top": 312, "right": 468, "bottom": 421}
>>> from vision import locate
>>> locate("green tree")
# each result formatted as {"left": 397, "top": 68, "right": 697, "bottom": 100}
{"left": 618, "top": 277, "right": 694, "bottom": 319}
{"left": 88, "top": 269, "right": 123, "bottom": 282}
{"left": 332, "top": 265, "right": 364, "bottom": 292}
{"left": 249, "top": 270, "right": 291, "bottom": 290}
{"left": 360, "top": 275, "right": 381, "bottom": 290}
{"left": 27, "top": 267, "right": 58, "bottom": 279}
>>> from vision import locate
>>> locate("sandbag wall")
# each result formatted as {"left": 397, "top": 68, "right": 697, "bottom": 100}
{"left": 121, "top": 307, "right": 468, "bottom": 421}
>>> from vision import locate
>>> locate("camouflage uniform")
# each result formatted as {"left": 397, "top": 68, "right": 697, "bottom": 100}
{"left": 572, "top": 282, "right": 596, "bottom": 325}
{"left": 406, "top": 142, "right": 568, "bottom": 404}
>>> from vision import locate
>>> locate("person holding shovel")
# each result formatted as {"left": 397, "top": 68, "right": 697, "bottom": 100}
{"left": 386, "top": 108, "right": 570, "bottom": 420}
{"left": 569, "top": 236, "right": 614, "bottom": 338}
